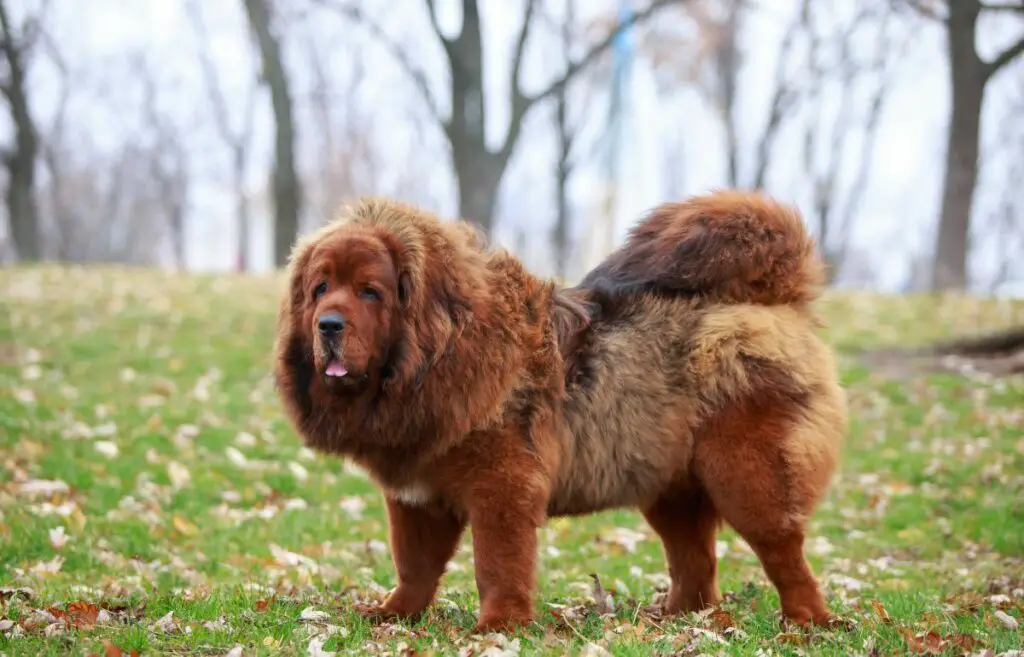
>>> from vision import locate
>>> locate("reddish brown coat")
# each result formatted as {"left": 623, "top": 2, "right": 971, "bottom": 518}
{"left": 274, "top": 191, "right": 847, "bottom": 632}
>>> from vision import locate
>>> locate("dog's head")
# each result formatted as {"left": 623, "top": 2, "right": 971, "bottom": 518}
{"left": 274, "top": 199, "right": 484, "bottom": 427}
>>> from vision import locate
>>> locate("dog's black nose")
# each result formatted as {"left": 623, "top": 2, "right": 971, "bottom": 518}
{"left": 318, "top": 312, "right": 345, "bottom": 334}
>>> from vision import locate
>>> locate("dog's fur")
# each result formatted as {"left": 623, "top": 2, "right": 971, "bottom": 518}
{"left": 273, "top": 190, "right": 847, "bottom": 632}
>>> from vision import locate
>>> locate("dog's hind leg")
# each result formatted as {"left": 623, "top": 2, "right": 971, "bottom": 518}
{"left": 643, "top": 488, "right": 721, "bottom": 614}
{"left": 692, "top": 393, "right": 842, "bottom": 628}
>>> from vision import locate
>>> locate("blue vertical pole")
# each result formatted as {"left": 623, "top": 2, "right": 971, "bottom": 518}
{"left": 604, "top": 0, "right": 634, "bottom": 249}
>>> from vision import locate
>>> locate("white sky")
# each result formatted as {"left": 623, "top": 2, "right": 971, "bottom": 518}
{"left": 3, "top": 0, "right": 1023, "bottom": 291}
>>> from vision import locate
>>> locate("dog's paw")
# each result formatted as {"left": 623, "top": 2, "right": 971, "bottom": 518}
{"left": 474, "top": 606, "right": 535, "bottom": 634}
{"left": 780, "top": 611, "right": 852, "bottom": 632}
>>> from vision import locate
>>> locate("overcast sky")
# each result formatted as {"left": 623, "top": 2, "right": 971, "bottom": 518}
{"left": 3, "top": 0, "right": 1023, "bottom": 291}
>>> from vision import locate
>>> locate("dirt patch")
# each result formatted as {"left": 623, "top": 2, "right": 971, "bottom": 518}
{"left": 859, "top": 326, "right": 1024, "bottom": 379}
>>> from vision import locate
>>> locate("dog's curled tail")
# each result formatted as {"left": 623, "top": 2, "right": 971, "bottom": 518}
{"left": 579, "top": 190, "right": 825, "bottom": 307}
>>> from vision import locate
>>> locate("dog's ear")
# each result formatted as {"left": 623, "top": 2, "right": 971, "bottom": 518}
{"left": 381, "top": 234, "right": 476, "bottom": 393}
{"left": 284, "top": 241, "right": 315, "bottom": 315}
{"left": 274, "top": 238, "right": 317, "bottom": 419}
{"left": 551, "top": 288, "right": 592, "bottom": 358}
{"left": 397, "top": 271, "right": 413, "bottom": 309}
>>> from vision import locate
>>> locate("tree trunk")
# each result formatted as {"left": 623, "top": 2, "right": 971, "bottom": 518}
{"left": 0, "top": 0, "right": 40, "bottom": 261}
{"left": 5, "top": 144, "right": 38, "bottom": 260}
{"left": 455, "top": 155, "right": 502, "bottom": 233}
{"left": 243, "top": 0, "right": 301, "bottom": 268}
{"left": 554, "top": 92, "right": 571, "bottom": 280}
{"left": 552, "top": 0, "right": 575, "bottom": 280}
{"left": 235, "top": 148, "right": 250, "bottom": 273}
{"left": 931, "top": 0, "right": 985, "bottom": 291}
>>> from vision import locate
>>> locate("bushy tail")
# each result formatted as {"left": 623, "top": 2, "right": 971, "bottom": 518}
{"left": 578, "top": 190, "right": 825, "bottom": 306}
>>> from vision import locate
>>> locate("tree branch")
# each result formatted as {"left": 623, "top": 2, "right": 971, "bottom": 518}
{"left": 895, "top": 0, "right": 948, "bottom": 22}
{"left": 985, "top": 35, "right": 1024, "bottom": 80}
{"left": 423, "top": 0, "right": 452, "bottom": 47}
{"left": 500, "top": 0, "right": 684, "bottom": 162}
{"left": 980, "top": 1, "right": 1024, "bottom": 12}
{"left": 529, "top": 0, "right": 683, "bottom": 107}
{"left": 500, "top": 0, "right": 538, "bottom": 162}
{"left": 752, "top": 0, "right": 803, "bottom": 190}
{"left": 314, "top": 0, "right": 447, "bottom": 130}
{"left": 186, "top": 0, "right": 239, "bottom": 148}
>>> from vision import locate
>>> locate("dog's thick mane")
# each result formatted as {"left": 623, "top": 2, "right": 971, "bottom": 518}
{"left": 273, "top": 199, "right": 547, "bottom": 484}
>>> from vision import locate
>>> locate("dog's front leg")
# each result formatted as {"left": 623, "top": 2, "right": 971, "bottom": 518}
{"left": 375, "top": 496, "right": 465, "bottom": 620}
{"left": 464, "top": 471, "right": 547, "bottom": 633}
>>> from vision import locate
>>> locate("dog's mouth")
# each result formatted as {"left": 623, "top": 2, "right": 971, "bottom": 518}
{"left": 320, "top": 340, "right": 349, "bottom": 379}
{"left": 325, "top": 358, "right": 348, "bottom": 378}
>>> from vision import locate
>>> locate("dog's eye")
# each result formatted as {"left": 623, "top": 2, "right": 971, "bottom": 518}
{"left": 359, "top": 286, "right": 381, "bottom": 301}
{"left": 312, "top": 282, "right": 328, "bottom": 300}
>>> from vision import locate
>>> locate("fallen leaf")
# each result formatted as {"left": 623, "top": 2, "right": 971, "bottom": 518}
{"left": 902, "top": 629, "right": 946, "bottom": 654}
{"left": 94, "top": 441, "right": 119, "bottom": 458}
{"left": 710, "top": 608, "right": 735, "bottom": 630}
{"left": 58, "top": 600, "right": 100, "bottom": 629}
{"left": 307, "top": 636, "right": 337, "bottom": 657}
{"left": 167, "top": 461, "right": 191, "bottom": 490}
{"left": 868, "top": 599, "right": 891, "bottom": 623}
{"left": 172, "top": 515, "right": 199, "bottom": 537}
{"left": 590, "top": 573, "right": 615, "bottom": 615}
{"left": 774, "top": 632, "right": 805, "bottom": 645}
{"left": 300, "top": 606, "right": 330, "bottom": 622}
{"left": 950, "top": 633, "right": 982, "bottom": 652}
{"left": 101, "top": 640, "right": 141, "bottom": 657}
{"left": 580, "top": 643, "right": 612, "bottom": 657}
{"left": 993, "top": 610, "right": 1019, "bottom": 630}
{"left": 14, "top": 479, "right": 69, "bottom": 498}
{"left": 598, "top": 527, "right": 647, "bottom": 553}
{"left": 153, "top": 611, "right": 177, "bottom": 633}
{"left": 49, "top": 526, "right": 69, "bottom": 549}
{"left": 0, "top": 587, "right": 36, "bottom": 601}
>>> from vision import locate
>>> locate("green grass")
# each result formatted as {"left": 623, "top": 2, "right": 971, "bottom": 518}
{"left": 1, "top": 265, "right": 1023, "bottom": 656}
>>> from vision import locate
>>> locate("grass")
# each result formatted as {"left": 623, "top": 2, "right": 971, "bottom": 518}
{"left": 1, "top": 264, "right": 1023, "bottom": 656}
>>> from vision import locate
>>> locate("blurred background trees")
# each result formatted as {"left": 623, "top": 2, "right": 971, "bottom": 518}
{"left": 0, "top": 0, "right": 1021, "bottom": 293}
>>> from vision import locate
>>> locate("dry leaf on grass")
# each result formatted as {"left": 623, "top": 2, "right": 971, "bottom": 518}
{"left": 0, "top": 587, "right": 35, "bottom": 602}
{"left": 589, "top": 574, "right": 615, "bottom": 615}
{"left": 300, "top": 606, "right": 331, "bottom": 622}
{"left": 901, "top": 629, "right": 946, "bottom": 654}
{"left": 99, "top": 640, "right": 140, "bottom": 657}
{"left": 868, "top": 599, "right": 891, "bottom": 623}
{"left": 993, "top": 610, "right": 1019, "bottom": 630}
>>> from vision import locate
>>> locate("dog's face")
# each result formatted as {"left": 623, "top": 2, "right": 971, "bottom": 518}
{"left": 295, "top": 230, "right": 403, "bottom": 396}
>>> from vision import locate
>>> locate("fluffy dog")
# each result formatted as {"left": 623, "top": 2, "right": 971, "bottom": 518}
{"left": 273, "top": 190, "right": 847, "bottom": 632}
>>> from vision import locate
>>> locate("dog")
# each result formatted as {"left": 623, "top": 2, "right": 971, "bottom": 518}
{"left": 273, "top": 190, "right": 847, "bottom": 632}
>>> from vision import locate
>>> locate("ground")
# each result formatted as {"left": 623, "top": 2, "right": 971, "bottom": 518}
{"left": 1, "top": 265, "right": 1022, "bottom": 657}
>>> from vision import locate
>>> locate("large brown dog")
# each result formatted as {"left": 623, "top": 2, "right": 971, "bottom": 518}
{"left": 273, "top": 190, "right": 847, "bottom": 633}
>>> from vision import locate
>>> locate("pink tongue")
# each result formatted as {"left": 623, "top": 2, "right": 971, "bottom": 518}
{"left": 326, "top": 361, "right": 348, "bottom": 377}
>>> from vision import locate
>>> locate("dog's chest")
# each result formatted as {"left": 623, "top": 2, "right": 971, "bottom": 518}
{"left": 386, "top": 481, "right": 435, "bottom": 507}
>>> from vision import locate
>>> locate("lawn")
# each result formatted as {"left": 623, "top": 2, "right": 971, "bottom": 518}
{"left": 1, "top": 265, "right": 1022, "bottom": 656}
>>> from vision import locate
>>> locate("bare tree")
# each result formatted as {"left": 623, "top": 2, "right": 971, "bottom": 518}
{"left": 898, "top": 0, "right": 1024, "bottom": 290}
{"left": 317, "top": 0, "right": 686, "bottom": 233}
{"left": 552, "top": 0, "right": 582, "bottom": 280}
{"left": 0, "top": 0, "right": 49, "bottom": 261}
{"left": 302, "top": 32, "right": 379, "bottom": 224}
{"left": 656, "top": 0, "right": 801, "bottom": 190}
{"left": 986, "top": 78, "right": 1024, "bottom": 290}
{"left": 799, "top": 2, "right": 906, "bottom": 281}
{"left": 134, "top": 55, "right": 189, "bottom": 269}
{"left": 243, "top": 0, "right": 302, "bottom": 267}
{"left": 667, "top": 0, "right": 904, "bottom": 282}
{"left": 188, "top": 0, "right": 258, "bottom": 271}
{"left": 38, "top": 135, "right": 173, "bottom": 266}
{"left": 36, "top": 29, "right": 71, "bottom": 260}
